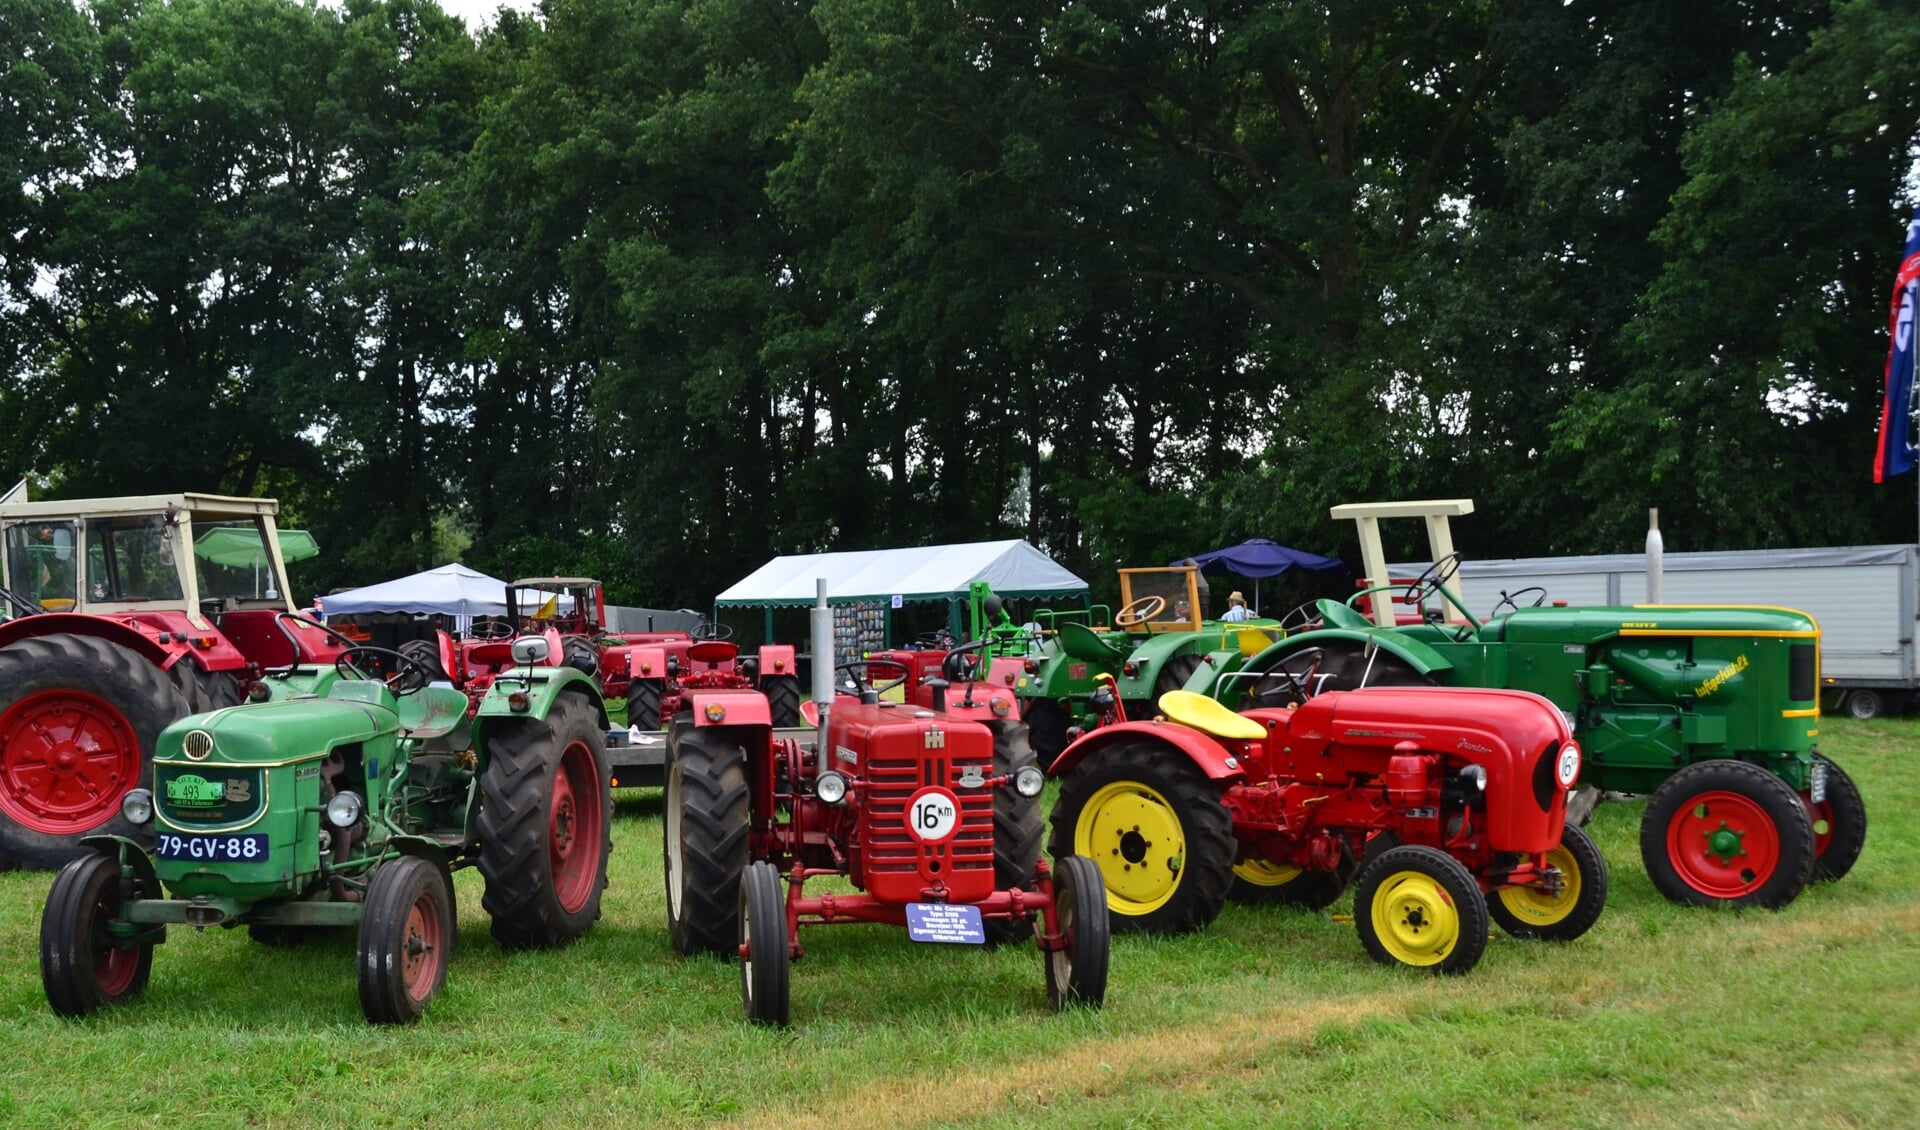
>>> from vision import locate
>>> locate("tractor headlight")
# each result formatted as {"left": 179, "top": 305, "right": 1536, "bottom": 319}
{"left": 326, "top": 791, "right": 364, "bottom": 828}
{"left": 120, "top": 788, "right": 154, "bottom": 825}
{"left": 1014, "top": 766, "right": 1045, "bottom": 798}
{"left": 1459, "top": 764, "right": 1487, "bottom": 793}
{"left": 814, "top": 771, "right": 849, "bottom": 805}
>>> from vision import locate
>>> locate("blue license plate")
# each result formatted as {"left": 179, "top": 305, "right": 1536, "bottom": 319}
{"left": 155, "top": 832, "right": 270, "bottom": 863}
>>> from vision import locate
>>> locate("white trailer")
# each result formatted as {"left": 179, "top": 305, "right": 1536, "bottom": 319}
{"left": 1403, "top": 544, "right": 1918, "bottom": 719}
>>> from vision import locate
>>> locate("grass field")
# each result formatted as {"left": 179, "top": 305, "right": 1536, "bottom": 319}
{"left": 1, "top": 718, "right": 1916, "bottom": 1128}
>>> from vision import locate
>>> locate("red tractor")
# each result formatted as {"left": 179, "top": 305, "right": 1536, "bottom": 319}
{"left": 0, "top": 491, "right": 349, "bottom": 867}
{"left": 623, "top": 619, "right": 800, "bottom": 734}
{"left": 663, "top": 634, "right": 1108, "bottom": 1025}
{"left": 1048, "top": 685, "right": 1605, "bottom": 973}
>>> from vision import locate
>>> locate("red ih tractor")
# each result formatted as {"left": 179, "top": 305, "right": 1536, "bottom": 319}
{"left": 1049, "top": 685, "right": 1605, "bottom": 973}
{"left": 663, "top": 596, "right": 1108, "bottom": 1025}
{"left": 0, "top": 491, "right": 348, "bottom": 868}
{"left": 622, "top": 619, "right": 801, "bottom": 734}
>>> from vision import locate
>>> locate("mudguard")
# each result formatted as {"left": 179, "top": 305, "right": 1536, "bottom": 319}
{"left": 756, "top": 644, "right": 797, "bottom": 679}
{"left": 474, "top": 665, "right": 608, "bottom": 728}
{"left": 79, "top": 834, "right": 160, "bottom": 889}
{"left": 628, "top": 645, "right": 669, "bottom": 679}
{"left": 685, "top": 688, "right": 771, "bottom": 728}
{"left": 1048, "top": 719, "right": 1247, "bottom": 782}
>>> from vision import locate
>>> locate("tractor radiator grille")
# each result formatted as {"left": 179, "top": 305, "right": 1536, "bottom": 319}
{"left": 864, "top": 753, "right": 996, "bottom": 887}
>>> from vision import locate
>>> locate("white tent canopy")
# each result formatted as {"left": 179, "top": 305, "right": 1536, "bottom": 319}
{"left": 715, "top": 540, "right": 1087, "bottom": 607}
{"left": 323, "top": 562, "right": 517, "bottom": 618}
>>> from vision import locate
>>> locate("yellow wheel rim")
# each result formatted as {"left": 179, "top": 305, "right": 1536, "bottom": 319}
{"left": 1495, "top": 842, "right": 1582, "bottom": 927}
{"left": 1369, "top": 870, "right": 1461, "bottom": 967}
{"left": 1074, "top": 780, "right": 1187, "bottom": 915}
{"left": 1232, "top": 856, "right": 1304, "bottom": 888}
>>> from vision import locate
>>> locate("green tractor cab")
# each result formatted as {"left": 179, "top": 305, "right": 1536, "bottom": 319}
{"left": 39, "top": 636, "right": 614, "bottom": 1024}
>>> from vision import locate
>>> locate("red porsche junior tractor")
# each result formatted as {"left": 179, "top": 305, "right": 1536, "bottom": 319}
{"left": 1049, "top": 685, "right": 1605, "bottom": 973}
{"left": 663, "top": 592, "right": 1108, "bottom": 1025}
{"left": 0, "top": 491, "right": 349, "bottom": 868}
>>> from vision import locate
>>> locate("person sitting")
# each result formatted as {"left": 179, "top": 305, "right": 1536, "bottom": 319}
{"left": 1221, "top": 591, "right": 1251, "bottom": 621}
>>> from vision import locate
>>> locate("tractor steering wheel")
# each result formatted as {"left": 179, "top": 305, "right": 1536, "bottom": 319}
{"left": 1273, "top": 601, "right": 1321, "bottom": 635}
{"left": 691, "top": 620, "right": 735, "bottom": 642}
{"left": 1490, "top": 586, "right": 1549, "bottom": 617}
{"left": 270, "top": 610, "right": 363, "bottom": 677}
{"left": 941, "top": 638, "right": 989, "bottom": 684}
{"left": 1405, "top": 552, "right": 1463, "bottom": 606}
{"left": 1113, "top": 595, "right": 1166, "bottom": 628}
{"left": 835, "top": 660, "right": 909, "bottom": 700}
{"left": 469, "top": 618, "right": 515, "bottom": 641}
{"left": 335, "top": 646, "right": 432, "bottom": 696}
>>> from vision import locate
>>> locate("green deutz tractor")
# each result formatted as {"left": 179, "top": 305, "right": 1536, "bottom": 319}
{"left": 1225, "top": 552, "right": 1865, "bottom": 911}
{"left": 38, "top": 635, "right": 613, "bottom": 1024}
{"left": 1015, "top": 566, "right": 1285, "bottom": 761}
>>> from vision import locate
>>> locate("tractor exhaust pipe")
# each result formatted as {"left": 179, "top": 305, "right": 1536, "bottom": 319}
{"left": 1646, "top": 508, "right": 1664, "bottom": 604}
{"left": 811, "top": 578, "right": 833, "bottom": 750}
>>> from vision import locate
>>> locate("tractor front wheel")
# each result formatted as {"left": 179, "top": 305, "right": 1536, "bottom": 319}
{"left": 739, "top": 860, "right": 790, "bottom": 1026}
{"left": 1488, "top": 824, "right": 1609, "bottom": 942}
{"left": 1640, "top": 759, "right": 1815, "bottom": 909}
{"left": 984, "top": 720, "right": 1044, "bottom": 945}
{"left": 356, "top": 856, "right": 453, "bottom": 1024}
{"left": 41, "top": 850, "right": 153, "bottom": 1016}
{"left": 626, "top": 677, "right": 664, "bottom": 731}
{"left": 1047, "top": 738, "right": 1235, "bottom": 935}
{"left": 1044, "top": 854, "right": 1109, "bottom": 1011}
{"left": 665, "top": 721, "right": 750, "bottom": 956}
{"left": 1808, "top": 754, "right": 1867, "bottom": 883}
{"left": 1354, "top": 844, "right": 1489, "bottom": 975}
{"left": 476, "top": 694, "right": 612, "bottom": 948}
{"left": 0, "top": 634, "right": 186, "bottom": 869}
{"left": 761, "top": 673, "right": 800, "bottom": 728}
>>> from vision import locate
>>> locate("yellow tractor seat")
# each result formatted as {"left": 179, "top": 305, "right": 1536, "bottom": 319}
{"left": 1158, "top": 690, "right": 1267, "bottom": 741}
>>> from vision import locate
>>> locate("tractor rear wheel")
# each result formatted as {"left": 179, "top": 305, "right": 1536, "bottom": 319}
{"left": 1022, "top": 698, "right": 1071, "bottom": 767}
{"left": 167, "top": 660, "right": 241, "bottom": 714}
{"left": 1151, "top": 655, "right": 1203, "bottom": 708}
{"left": 1640, "top": 759, "right": 1815, "bottom": 909}
{"left": 0, "top": 634, "right": 186, "bottom": 869}
{"left": 397, "top": 639, "right": 450, "bottom": 684}
{"left": 739, "top": 860, "right": 790, "bottom": 1026}
{"left": 761, "top": 673, "right": 801, "bottom": 728}
{"left": 40, "top": 850, "right": 154, "bottom": 1016}
{"left": 356, "top": 856, "right": 453, "bottom": 1024}
{"left": 476, "top": 694, "right": 612, "bottom": 948}
{"left": 1044, "top": 854, "right": 1109, "bottom": 1010}
{"left": 1808, "top": 754, "right": 1866, "bottom": 883}
{"left": 1354, "top": 844, "right": 1489, "bottom": 975}
{"left": 984, "top": 720, "right": 1043, "bottom": 945}
{"left": 626, "top": 678, "right": 664, "bottom": 731}
{"left": 562, "top": 635, "right": 599, "bottom": 676}
{"left": 1230, "top": 853, "right": 1353, "bottom": 910}
{"left": 1047, "top": 738, "right": 1235, "bottom": 935}
{"left": 664, "top": 721, "right": 750, "bottom": 956}
{"left": 1488, "top": 824, "right": 1608, "bottom": 942}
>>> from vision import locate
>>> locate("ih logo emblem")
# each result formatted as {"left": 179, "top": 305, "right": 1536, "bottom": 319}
{"left": 924, "top": 727, "right": 946, "bottom": 750}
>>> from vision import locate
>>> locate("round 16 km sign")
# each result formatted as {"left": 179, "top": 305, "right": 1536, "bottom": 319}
{"left": 903, "top": 787, "right": 960, "bottom": 844}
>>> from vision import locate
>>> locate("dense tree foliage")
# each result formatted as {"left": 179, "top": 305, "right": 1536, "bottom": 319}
{"left": 3, "top": 0, "right": 1918, "bottom": 608}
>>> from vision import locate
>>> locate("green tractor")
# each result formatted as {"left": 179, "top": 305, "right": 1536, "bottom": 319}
{"left": 1015, "top": 565, "right": 1285, "bottom": 761}
{"left": 1221, "top": 500, "right": 1866, "bottom": 911}
{"left": 39, "top": 635, "right": 613, "bottom": 1024}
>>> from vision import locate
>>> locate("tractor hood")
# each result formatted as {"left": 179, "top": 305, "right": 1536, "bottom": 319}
{"left": 156, "top": 695, "right": 396, "bottom": 767}
{"left": 1498, "top": 605, "right": 1818, "bottom": 645}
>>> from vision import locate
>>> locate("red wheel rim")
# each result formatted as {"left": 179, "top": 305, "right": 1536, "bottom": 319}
{"left": 1664, "top": 788, "right": 1783, "bottom": 899}
{"left": 90, "top": 886, "right": 141, "bottom": 995}
{"left": 0, "top": 689, "right": 142, "bottom": 834}
{"left": 401, "top": 892, "right": 444, "bottom": 1002}
{"left": 1806, "top": 795, "right": 1834, "bottom": 859}
{"left": 550, "top": 738, "right": 604, "bottom": 914}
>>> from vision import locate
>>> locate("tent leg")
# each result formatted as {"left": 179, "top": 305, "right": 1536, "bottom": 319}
{"left": 764, "top": 606, "right": 773, "bottom": 645}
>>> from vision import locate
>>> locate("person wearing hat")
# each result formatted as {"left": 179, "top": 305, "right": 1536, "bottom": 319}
{"left": 1221, "top": 591, "right": 1250, "bottom": 621}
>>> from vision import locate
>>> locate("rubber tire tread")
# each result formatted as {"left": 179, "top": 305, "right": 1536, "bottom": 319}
{"left": 1810, "top": 754, "right": 1867, "bottom": 883}
{"left": 1021, "top": 697, "right": 1072, "bottom": 768}
{"left": 664, "top": 723, "right": 750, "bottom": 956}
{"left": 1487, "top": 823, "right": 1609, "bottom": 942}
{"left": 475, "top": 694, "right": 612, "bottom": 948}
{"left": 627, "top": 679, "right": 663, "bottom": 731}
{"left": 397, "top": 639, "right": 450, "bottom": 683}
{"left": 984, "top": 720, "right": 1044, "bottom": 944}
{"left": 739, "top": 860, "right": 790, "bottom": 1026}
{"left": 0, "top": 634, "right": 186, "bottom": 869}
{"left": 1046, "top": 738, "right": 1235, "bottom": 935}
{"left": 761, "top": 674, "right": 801, "bottom": 728}
{"left": 356, "top": 855, "right": 452, "bottom": 1024}
{"left": 1229, "top": 856, "right": 1353, "bottom": 910}
{"left": 40, "top": 850, "right": 153, "bottom": 1016}
{"left": 1353, "top": 843, "right": 1489, "bottom": 975}
{"left": 1045, "top": 854, "right": 1110, "bottom": 1010}
{"left": 1639, "top": 758, "right": 1815, "bottom": 910}
{"left": 1152, "top": 654, "right": 1203, "bottom": 705}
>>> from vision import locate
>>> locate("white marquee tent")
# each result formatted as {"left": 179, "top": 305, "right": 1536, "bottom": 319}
{"left": 715, "top": 540, "right": 1087, "bottom": 608}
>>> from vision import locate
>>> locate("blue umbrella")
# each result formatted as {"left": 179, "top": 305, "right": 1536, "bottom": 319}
{"left": 1172, "top": 539, "right": 1346, "bottom": 614}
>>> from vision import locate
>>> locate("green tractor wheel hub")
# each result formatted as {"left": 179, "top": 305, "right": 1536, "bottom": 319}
{"left": 1705, "top": 822, "right": 1746, "bottom": 863}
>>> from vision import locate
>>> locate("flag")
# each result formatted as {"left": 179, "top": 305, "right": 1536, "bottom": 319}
{"left": 1873, "top": 206, "right": 1920, "bottom": 481}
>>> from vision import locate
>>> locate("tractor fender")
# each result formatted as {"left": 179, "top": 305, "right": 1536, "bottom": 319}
{"left": 628, "top": 645, "right": 669, "bottom": 680}
{"left": 79, "top": 834, "right": 159, "bottom": 888}
{"left": 0, "top": 612, "right": 214, "bottom": 670}
{"left": 756, "top": 644, "right": 797, "bottom": 680}
{"left": 385, "top": 834, "right": 451, "bottom": 875}
{"left": 474, "top": 666, "right": 609, "bottom": 729}
{"left": 1242, "top": 628, "right": 1455, "bottom": 679}
{"left": 685, "top": 688, "right": 772, "bottom": 728}
{"left": 1048, "top": 719, "right": 1246, "bottom": 782}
